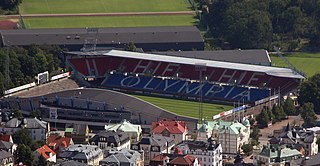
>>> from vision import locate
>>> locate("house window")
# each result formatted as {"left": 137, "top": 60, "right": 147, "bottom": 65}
{"left": 111, "top": 143, "right": 114, "bottom": 148}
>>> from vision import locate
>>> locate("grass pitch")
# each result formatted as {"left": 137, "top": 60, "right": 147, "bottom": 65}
{"left": 271, "top": 52, "right": 320, "bottom": 77}
{"left": 132, "top": 94, "right": 233, "bottom": 121}
{"left": 23, "top": 15, "right": 196, "bottom": 28}
{"left": 20, "top": 0, "right": 192, "bottom": 14}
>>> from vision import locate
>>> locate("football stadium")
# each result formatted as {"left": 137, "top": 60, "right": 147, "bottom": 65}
{"left": 1, "top": 49, "right": 304, "bottom": 129}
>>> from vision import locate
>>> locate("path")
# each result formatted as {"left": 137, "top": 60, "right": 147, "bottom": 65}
{"left": 6, "top": 11, "right": 196, "bottom": 19}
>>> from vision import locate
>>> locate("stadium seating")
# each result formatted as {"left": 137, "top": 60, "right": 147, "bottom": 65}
{"left": 68, "top": 56, "right": 299, "bottom": 94}
{"left": 102, "top": 74, "right": 270, "bottom": 102}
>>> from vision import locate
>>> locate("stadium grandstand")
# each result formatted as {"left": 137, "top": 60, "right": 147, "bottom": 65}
{"left": 2, "top": 88, "right": 198, "bottom": 128}
{"left": 67, "top": 50, "right": 304, "bottom": 99}
{"left": 0, "top": 26, "right": 204, "bottom": 51}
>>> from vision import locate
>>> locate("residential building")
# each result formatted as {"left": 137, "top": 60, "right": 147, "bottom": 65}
{"left": 272, "top": 126, "right": 318, "bottom": 156}
{"left": 105, "top": 119, "right": 142, "bottom": 142}
{"left": 291, "top": 153, "right": 320, "bottom": 166}
{"left": 253, "top": 144, "right": 302, "bottom": 166}
{"left": 100, "top": 149, "right": 144, "bottom": 166}
{"left": 64, "top": 124, "right": 89, "bottom": 144}
{"left": 131, "top": 135, "right": 175, "bottom": 165}
{"left": 34, "top": 145, "right": 57, "bottom": 163}
{"left": 59, "top": 144, "right": 103, "bottom": 166}
{"left": 0, "top": 140, "right": 16, "bottom": 154}
{"left": 151, "top": 119, "right": 188, "bottom": 144}
{"left": 47, "top": 135, "right": 74, "bottom": 154}
{"left": 90, "top": 131, "right": 130, "bottom": 151}
{"left": 173, "top": 139, "right": 222, "bottom": 166}
{"left": 53, "top": 160, "right": 87, "bottom": 166}
{"left": 0, "top": 134, "right": 13, "bottom": 143}
{"left": 0, "top": 150, "right": 14, "bottom": 166}
{"left": 0, "top": 117, "right": 49, "bottom": 141}
{"left": 150, "top": 153, "right": 200, "bottom": 166}
{"left": 198, "top": 119, "right": 250, "bottom": 154}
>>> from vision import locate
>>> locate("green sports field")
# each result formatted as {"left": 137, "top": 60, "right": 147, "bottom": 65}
{"left": 23, "top": 15, "right": 196, "bottom": 28}
{"left": 20, "top": 0, "right": 192, "bottom": 14}
{"left": 132, "top": 94, "right": 233, "bottom": 121}
{"left": 271, "top": 52, "right": 320, "bottom": 77}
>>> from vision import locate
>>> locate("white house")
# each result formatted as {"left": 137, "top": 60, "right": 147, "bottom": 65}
{"left": 105, "top": 119, "right": 142, "bottom": 142}
{"left": 198, "top": 119, "right": 250, "bottom": 154}
{"left": 0, "top": 118, "right": 49, "bottom": 141}
{"left": 151, "top": 119, "right": 188, "bottom": 144}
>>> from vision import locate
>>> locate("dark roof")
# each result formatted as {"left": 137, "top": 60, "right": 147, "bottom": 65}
{"left": 90, "top": 131, "right": 130, "bottom": 144}
{"left": 153, "top": 49, "right": 271, "bottom": 66}
{"left": 54, "top": 160, "right": 87, "bottom": 166}
{"left": 293, "top": 153, "right": 320, "bottom": 166}
{"left": 0, "top": 26, "right": 203, "bottom": 46}
{"left": 0, "top": 140, "right": 13, "bottom": 150}
{"left": 5, "top": 118, "right": 47, "bottom": 129}
{"left": 0, "top": 150, "right": 12, "bottom": 159}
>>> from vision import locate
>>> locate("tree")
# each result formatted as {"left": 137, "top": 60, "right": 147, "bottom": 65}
{"left": 251, "top": 126, "right": 260, "bottom": 142}
{"left": 298, "top": 73, "right": 320, "bottom": 114}
{"left": 241, "top": 143, "right": 253, "bottom": 156}
{"left": 256, "top": 109, "right": 270, "bottom": 128}
{"left": 272, "top": 104, "right": 287, "bottom": 122}
{"left": 124, "top": 42, "right": 137, "bottom": 52}
{"left": 12, "top": 129, "right": 33, "bottom": 145}
{"left": 299, "top": 102, "right": 317, "bottom": 127}
{"left": 12, "top": 109, "right": 22, "bottom": 118}
{"left": 38, "top": 154, "right": 48, "bottom": 166}
{"left": 14, "top": 144, "right": 34, "bottom": 166}
{"left": 283, "top": 97, "right": 296, "bottom": 115}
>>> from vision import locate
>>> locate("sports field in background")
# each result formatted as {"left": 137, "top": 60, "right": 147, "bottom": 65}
{"left": 23, "top": 15, "right": 196, "bottom": 28}
{"left": 132, "top": 94, "right": 233, "bottom": 121}
{"left": 271, "top": 52, "right": 320, "bottom": 77}
{"left": 19, "top": 0, "right": 192, "bottom": 14}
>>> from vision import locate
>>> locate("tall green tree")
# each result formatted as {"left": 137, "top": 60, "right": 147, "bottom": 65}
{"left": 298, "top": 73, "right": 320, "bottom": 114}
{"left": 251, "top": 126, "right": 260, "bottom": 142}
{"left": 12, "top": 129, "right": 33, "bottom": 145}
{"left": 283, "top": 97, "right": 296, "bottom": 115}
{"left": 38, "top": 155, "right": 48, "bottom": 166}
{"left": 14, "top": 144, "right": 34, "bottom": 166}
{"left": 256, "top": 109, "right": 270, "bottom": 128}
{"left": 299, "top": 102, "right": 317, "bottom": 127}
{"left": 272, "top": 104, "right": 287, "bottom": 122}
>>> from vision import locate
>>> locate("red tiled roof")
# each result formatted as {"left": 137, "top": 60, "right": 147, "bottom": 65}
{"left": 152, "top": 119, "right": 187, "bottom": 134}
{"left": 0, "top": 134, "right": 12, "bottom": 143}
{"left": 169, "top": 155, "right": 197, "bottom": 165}
{"left": 36, "top": 145, "right": 56, "bottom": 159}
{"left": 47, "top": 135, "right": 72, "bottom": 151}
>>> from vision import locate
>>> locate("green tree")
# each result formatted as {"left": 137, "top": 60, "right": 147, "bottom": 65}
{"left": 241, "top": 143, "right": 253, "bottom": 156}
{"left": 38, "top": 155, "right": 48, "bottom": 166}
{"left": 124, "top": 42, "right": 137, "bottom": 52}
{"left": 272, "top": 104, "right": 287, "bottom": 122}
{"left": 283, "top": 97, "right": 296, "bottom": 115}
{"left": 12, "top": 109, "right": 22, "bottom": 118}
{"left": 299, "top": 102, "right": 317, "bottom": 127}
{"left": 14, "top": 144, "right": 34, "bottom": 166}
{"left": 298, "top": 73, "right": 320, "bottom": 114}
{"left": 251, "top": 126, "right": 260, "bottom": 142}
{"left": 12, "top": 129, "right": 32, "bottom": 145}
{"left": 256, "top": 109, "right": 270, "bottom": 128}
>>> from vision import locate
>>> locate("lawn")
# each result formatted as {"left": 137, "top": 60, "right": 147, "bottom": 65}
{"left": 23, "top": 15, "right": 196, "bottom": 28}
{"left": 132, "top": 94, "right": 233, "bottom": 121}
{"left": 271, "top": 52, "right": 320, "bottom": 77}
{"left": 19, "top": 0, "right": 192, "bottom": 14}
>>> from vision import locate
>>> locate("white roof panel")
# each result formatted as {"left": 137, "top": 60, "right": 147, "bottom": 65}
{"left": 104, "top": 50, "right": 305, "bottom": 79}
